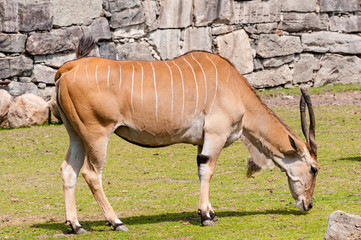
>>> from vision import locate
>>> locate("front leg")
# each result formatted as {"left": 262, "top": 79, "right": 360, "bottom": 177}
{"left": 196, "top": 141, "right": 222, "bottom": 226}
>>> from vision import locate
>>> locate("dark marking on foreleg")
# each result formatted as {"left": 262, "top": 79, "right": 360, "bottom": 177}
{"left": 197, "top": 155, "right": 210, "bottom": 166}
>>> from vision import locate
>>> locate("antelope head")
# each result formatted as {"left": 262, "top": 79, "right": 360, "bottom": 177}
{"left": 284, "top": 88, "right": 319, "bottom": 212}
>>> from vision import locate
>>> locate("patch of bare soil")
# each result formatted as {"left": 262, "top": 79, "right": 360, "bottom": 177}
{"left": 262, "top": 90, "right": 361, "bottom": 108}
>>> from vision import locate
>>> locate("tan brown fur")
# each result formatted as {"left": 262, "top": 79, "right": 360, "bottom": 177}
{"left": 55, "top": 36, "right": 319, "bottom": 233}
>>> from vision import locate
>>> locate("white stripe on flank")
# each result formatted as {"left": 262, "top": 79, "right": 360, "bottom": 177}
{"left": 107, "top": 65, "right": 110, "bottom": 91}
{"left": 85, "top": 63, "right": 90, "bottom": 87}
{"left": 136, "top": 62, "right": 144, "bottom": 105}
{"left": 95, "top": 65, "right": 100, "bottom": 93}
{"left": 172, "top": 61, "right": 185, "bottom": 117}
{"left": 191, "top": 53, "right": 207, "bottom": 109}
{"left": 150, "top": 62, "right": 158, "bottom": 121}
{"left": 118, "top": 64, "right": 122, "bottom": 89}
{"left": 183, "top": 57, "right": 198, "bottom": 116}
{"left": 73, "top": 65, "right": 79, "bottom": 81}
{"left": 206, "top": 55, "right": 218, "bottom": 114}
{"left": 131, "top": 64, "right": 135, "bottom": 113}
{"left": 164, "top": 61, "right": 174, "bottom": 117}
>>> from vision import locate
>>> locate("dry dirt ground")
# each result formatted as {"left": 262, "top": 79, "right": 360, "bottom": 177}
{"left": 262, "top": 90, "right": 361, "bottom": 107}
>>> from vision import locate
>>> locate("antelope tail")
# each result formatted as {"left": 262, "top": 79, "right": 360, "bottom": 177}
{"left": 52, "top": 35, "right": 95, "bottom": 120}
{"left": 75, "top": 35, "right": 96, "bottom": 59}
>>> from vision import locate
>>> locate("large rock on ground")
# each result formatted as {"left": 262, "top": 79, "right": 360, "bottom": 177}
{"left": 7, "top": 94, "right": 49, "bottom": 128}
{"left": 0, "top": 89, "right": 13, "bottom": 126}
{"left": 324, "top": 210, "right": 361, "bottom": 240}
{"left": 217, "top": 29, "right": 253, "bottom": 74}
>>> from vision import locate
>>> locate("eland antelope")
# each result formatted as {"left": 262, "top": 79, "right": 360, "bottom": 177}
{"left": 52, "top": 36, "right": 319, "bottom": 233}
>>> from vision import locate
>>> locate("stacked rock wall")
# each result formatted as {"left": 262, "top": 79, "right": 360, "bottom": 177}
{"left": 1, "top": 0, "right": 361, "bottom": 102}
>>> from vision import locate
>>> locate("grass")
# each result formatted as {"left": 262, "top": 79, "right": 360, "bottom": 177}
{"left": 0, "top": 87, "right": 360, "bottom": 239}
{"left": 258, "top": 83, "right": 361, "bottom": 97}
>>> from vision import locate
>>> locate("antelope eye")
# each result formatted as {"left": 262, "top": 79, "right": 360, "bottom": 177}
{"left": 311, "top": 166, "right": 318, "bottom": 175}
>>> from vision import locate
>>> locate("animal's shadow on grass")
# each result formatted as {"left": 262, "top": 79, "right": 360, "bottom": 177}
{"left": 338, "top": 156, "right": 361, "bottom": 161}
{"left": 33, "top": 209, "right": 303, "bottom": 233}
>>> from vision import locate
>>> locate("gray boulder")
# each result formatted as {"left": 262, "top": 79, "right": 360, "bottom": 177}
{"left": 7, "top": 94, "right": 49, "bottom": 128}
{"left": 324, "top": 210, "right": 361, "bottom": 240}
{"left": 0, "top": 89, "right": 13, "bottom": 126}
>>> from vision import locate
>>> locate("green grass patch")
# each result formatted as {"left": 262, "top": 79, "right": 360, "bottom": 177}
{"left": 0, "top": 104, "right": 360, "bottom": 239}
{"left": 258, "top": 83, "right": 361, "bottom": 97}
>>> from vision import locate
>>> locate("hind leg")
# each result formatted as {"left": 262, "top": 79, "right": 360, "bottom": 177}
{"left": 61, "top": 119, "right": 87, "bottom": 234}
{"left": 81, "top": 135, "right": 129, "bottom": 232}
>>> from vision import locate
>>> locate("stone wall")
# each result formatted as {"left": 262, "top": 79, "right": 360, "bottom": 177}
{"left": 1, "top": 0, "right": 361, "bottom": 101}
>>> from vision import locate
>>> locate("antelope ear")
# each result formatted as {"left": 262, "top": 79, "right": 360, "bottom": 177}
{"left": 288, "top": 135, "right": 299, "bottom": 153}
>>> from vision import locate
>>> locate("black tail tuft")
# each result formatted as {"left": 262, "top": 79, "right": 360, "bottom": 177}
{"left": 75, "top": 35, "right": 96, "bottom": 59}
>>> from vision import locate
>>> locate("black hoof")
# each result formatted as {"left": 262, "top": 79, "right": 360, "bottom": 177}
{"left": 66, "top": 221, "right": 88, "bottom": 235}
{"left": 114, "top": 223, "right": 129, "bottom": 232}
{"left": 211, "top": 215, "right": 219, "bottom": 222}
{"left": 210, "top": 211, "right": 219, "bottom": 222}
